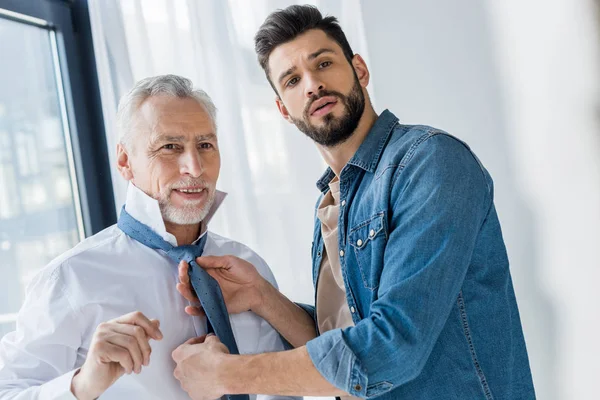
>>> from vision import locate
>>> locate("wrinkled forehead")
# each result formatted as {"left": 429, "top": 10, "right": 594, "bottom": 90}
{"left": 133, "top": 96, "right": 217, "bottom": 140}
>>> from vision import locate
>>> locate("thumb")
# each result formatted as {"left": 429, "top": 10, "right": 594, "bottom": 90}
{"left": 184, "top": 335, "right": 207, "bottom": 345}
{"left": 172, "top": 335, "right": 206, "bottom": 362}
{"left": 195, "top": 255, "right": 228, "bottom": 269}
{"left": 204, "top": 332, "right": 221, "bottom": 344}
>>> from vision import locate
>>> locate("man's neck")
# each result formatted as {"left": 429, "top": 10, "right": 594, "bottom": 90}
{"left": 164, "top": 221, "right": 203, "bottom": 246}
{"left": 317, "top": 105, "right": 378, "bottom": 177}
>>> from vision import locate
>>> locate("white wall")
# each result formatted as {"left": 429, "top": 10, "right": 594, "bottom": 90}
{"left": 360, "top": 1, "right": 600, "bottom": 398}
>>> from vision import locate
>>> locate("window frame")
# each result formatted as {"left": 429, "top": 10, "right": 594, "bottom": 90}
{"left": 0, "top": 0, "right": 116, "bottom": 236}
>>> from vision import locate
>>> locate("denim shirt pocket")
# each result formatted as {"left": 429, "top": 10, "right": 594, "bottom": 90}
{"left": 348, "top": 212, "right": 387, "bottom": 291}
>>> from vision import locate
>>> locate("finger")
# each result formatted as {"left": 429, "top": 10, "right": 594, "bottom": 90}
{"left": 204, "top": 334, "right": 230, "bottom": 354}
{"left": 195, "top": 255, "right": 230, "bottom": 270}
{"left": 172, "top": 335, "right": 209, "bottom": 363}
{"left": 184, "top": 304, "right": 205, "bottom": 317}
{"left": 115, "top": 311, "right": 163, "bottom": 340}
{"left": 178, "top": 260, "right": 190, "bottom": 285}
{"left": 204, "top": 267, "right": 223, "bottom": 280}
{"left": 204, "top": 333, "right": 220, "bottom": 344}
{"left": 176, "top": 282, "right": 200, "bottom": 304}
{"left": 184, "top": 335, "right": 207, "bottom": 345}
{"left": 104, "top": 331, "right": 145, "bottom": 373}
{"left": 110, "top": 323, "right": 152, "bottom": 367}
{"left": 97, "top": 341, "right": 134, "bottom": 374}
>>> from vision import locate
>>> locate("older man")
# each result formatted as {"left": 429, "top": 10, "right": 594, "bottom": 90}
{"left": 0, "top": 75, "right": 295, "bottom": 400}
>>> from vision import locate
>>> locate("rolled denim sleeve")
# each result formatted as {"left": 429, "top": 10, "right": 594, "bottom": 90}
{"left": 306, "top": 134, "right": 492, "bottom": 398}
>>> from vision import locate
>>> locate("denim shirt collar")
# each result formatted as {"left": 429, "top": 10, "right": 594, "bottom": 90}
{"left": 316, "top": 109, "right": 399, "bottom": 193}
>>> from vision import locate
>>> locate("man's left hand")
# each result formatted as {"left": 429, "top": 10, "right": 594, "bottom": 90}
{"left": 172, "top": 333, "right": 230, "bottom": 400}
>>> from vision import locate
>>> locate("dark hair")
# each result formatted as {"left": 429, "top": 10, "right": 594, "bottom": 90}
{"left": 254, "top": 5, "right": 354, "bottom": 91}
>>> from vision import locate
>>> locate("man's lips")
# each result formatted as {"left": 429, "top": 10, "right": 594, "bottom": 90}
{"left": 172, "top": 187, "right": 208, "bottom": 200}
{"left": 309, "top": 96, "right": 338, "bottom": 115}
{"left": 173, "top": 187, "right": 206, "bottom": 194}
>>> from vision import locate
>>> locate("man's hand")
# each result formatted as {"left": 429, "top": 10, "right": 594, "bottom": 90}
{"left": 176, "top": 256, "right": 270, "bottom": 317}
{"left": 177, "top": 255, "right": 317, "bottom": 348}
{"left": 70, "top": 311, "right": 163, "bottom": 400}
{"left": 172, "top": 333, "right": 230, "bottom": 400}
{"left": 173, "top": 336, "right": 346, "bottom": 399}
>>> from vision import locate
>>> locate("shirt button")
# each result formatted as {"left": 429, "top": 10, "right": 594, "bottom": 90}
{"left": 339, "top": 250, "right": 344, "bottom": 257}
{"left": 354, "top": 384, "right": 362, "bottom": 391}
{"left": 317, "top": 251, "right": 321, "bottom": 257}
{"left": 350, "top": 306, "right": 355, "bottom": 313}
{"left": 369, "top": 229, "right": 375, "bottom": 237}
{"left": 341, "top": 200, "right": 346, "bottom": 206}
{"left": 356, "top": 239, "right": 363, "bottom": 246}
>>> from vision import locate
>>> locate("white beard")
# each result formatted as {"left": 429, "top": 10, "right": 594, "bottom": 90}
{"left": 158, "top": 187, "right": 216, "bottom": 225}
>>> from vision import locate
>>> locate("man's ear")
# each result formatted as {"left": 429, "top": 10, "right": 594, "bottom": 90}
{"left": 351, "top": 54, "right": 370, "bottom": 88}
{"left": 116, "top": 143, "right": 134, "bottom": 181}
{"left": 275, "top": 97, "right": 294, "bottom": 124}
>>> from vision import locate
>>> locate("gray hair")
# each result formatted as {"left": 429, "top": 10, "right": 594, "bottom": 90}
{"left": 116, "top": 74, "right": 217, "bottom": 150}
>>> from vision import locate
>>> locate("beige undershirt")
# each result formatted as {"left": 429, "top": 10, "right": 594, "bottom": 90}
{"left": 316, "top": 179, "right": 359, "bottom": 400}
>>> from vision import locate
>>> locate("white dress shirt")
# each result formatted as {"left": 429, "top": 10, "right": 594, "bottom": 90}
{"left": 0, "top": 184, "right": 296, "bottom": 400}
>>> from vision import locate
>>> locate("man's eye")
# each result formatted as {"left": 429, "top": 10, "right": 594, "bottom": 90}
{"left": 199, "top": 143, "right": 214, "bottom": 149}
{"left": 162, "top": 144, "right": 178, "bottom": 150}
{"left": 286, "top": 77, "right": 299, "bottom": 87}
{"left": 319, "top": 61, "right": 332, "bottom": 68}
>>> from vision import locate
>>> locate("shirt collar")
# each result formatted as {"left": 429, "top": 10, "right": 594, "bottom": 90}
{"left": 316, "top": 109, "right": 399, "bottom": 193}
{"left": 123, "top": 182, "right": 227, "bottom": 246}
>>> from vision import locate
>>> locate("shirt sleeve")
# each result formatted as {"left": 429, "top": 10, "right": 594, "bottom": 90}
{"left": 0, "top": 262, "right": 82, "bottom": 400}
{"left": 305, "top": 134, "right": 492, "bottom": 398}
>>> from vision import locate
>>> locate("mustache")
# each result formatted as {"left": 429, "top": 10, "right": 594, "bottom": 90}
{"left": 168, "top": 179, "right": 214, "bottom": 191}
{"left": 304, "top": 90, "right": 345, "bottom": 116}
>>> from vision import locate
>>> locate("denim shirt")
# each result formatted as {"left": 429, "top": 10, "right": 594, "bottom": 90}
{"left": 301, "top": 110, "right": 535, "bottom": 399}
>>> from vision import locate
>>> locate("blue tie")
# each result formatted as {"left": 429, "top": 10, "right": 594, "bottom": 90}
{"left": 118, "top": 207, "right": 249, "bottom": 400}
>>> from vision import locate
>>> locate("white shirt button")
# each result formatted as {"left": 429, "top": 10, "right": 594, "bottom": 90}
{"left": 356, "top": 239, "right": 363, "bottom": 246}
{"left": 369, "top": 229, "right": 375, "bottom": 237}
{"left": 339, "top": 250, "right": 345, "bottom": 257}
{"left": 341, "top": 200, "right": 346, "bottom": 207}
{"left": 350, "top": 306, "right": 356, "bottom": 313}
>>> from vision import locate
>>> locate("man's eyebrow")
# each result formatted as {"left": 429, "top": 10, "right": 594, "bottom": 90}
{"left": 307, "top": 48, "right": 336, "bottom": 60}
{"left": 196, "top": 133, "right": 217, "bottom": 141}
{"left": 155, "top": 135, "right": 184, "bottom": 142}
{"left": 278, "top": 66, "right": 297, "bottom": 85}
{"left": 150, "top": 133, "right": 217, "bottom": 145}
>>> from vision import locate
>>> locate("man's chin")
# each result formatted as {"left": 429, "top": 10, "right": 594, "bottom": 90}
{"left": 162, "top": 215, "right": 204, "bottom": 226}
{"left": 160, "top": 206, "right": 210, "bottom": 226}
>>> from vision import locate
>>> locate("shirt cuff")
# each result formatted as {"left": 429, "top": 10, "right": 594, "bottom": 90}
{"left": 305, "top": 328, "right": 368, "bottom": 398}
{"left": 38, "top": 369, "right": 79, "bottom": 400}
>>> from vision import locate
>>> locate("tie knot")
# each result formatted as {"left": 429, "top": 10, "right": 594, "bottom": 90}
{"left": 167, "top": 244, "right": 202, "bottom": 263}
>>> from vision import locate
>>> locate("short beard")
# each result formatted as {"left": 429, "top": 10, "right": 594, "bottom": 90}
{"left": 289, "top": 75, "right": 365, "bottom": 147}
{"left": 156, "top": 180, "right": 216, "bottom": 225}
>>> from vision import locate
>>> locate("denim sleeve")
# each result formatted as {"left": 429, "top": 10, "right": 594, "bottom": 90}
{"left": 306, "top": 134, "right": 492, "bottom": 398}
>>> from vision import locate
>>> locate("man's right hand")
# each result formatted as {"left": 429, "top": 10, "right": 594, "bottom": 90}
{"left": 70, "top": 311, "right": 163, "bottom": 400}
{"left": 176, "top": 256, "right": 270, "bottom": 317}
{"left": 178, "top": 255, "right": 317, "bottom": 348}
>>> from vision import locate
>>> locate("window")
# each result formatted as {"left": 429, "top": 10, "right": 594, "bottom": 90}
{"left": 0, "top": 0, "right": 115, "bottom": 337}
